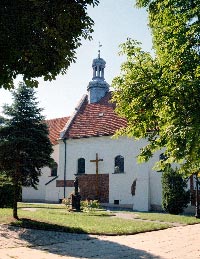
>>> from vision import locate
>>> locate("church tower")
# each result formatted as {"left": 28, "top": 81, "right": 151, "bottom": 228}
{"left": 87, "top": 48, "right": 110, "bottom": 103}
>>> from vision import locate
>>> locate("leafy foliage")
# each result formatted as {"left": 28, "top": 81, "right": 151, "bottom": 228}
{"left": 62, "top": 196, "right": 101, "bottom": 212}
{"left": 162, "top": 167, "right": 190, "bottom": 214}
{"left": 0, "top": 0, "right": 99, "bottom": 89}
{"left": 62, "top": 196, "right": 72, "bottom": 211}
{"left": 81, "top": 199, "right": 101, "bottom": 212}
{"left": 112, "top": 1, "right": 200, "bottom": 175}
{"left": 0, "top": 82, "right": 53, "bottom": 218}
{"left": 0, "top": 173, "right": 14, "bottom": 208}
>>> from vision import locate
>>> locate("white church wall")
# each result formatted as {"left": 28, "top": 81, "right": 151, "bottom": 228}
{"left": 148, "top": 150, "right": 164, "bottom": 210}
{"left": 57, "top": 140, "right": 66, "bottom": 198}
{"left": 57, "top": 139, "right": 82, "bottom": 199}
{"left": 108, "top": 138, "right": 147, "bottom": 209}
{"left": 60, "top": 136, "right": 162, "bottom": 211}
{"left": 131, "top": 162, "right": 150, "bottom": 211}
{"left": 65, "top": 136, "right": 142, "bottom": 176}
{"left": 149, "top": 168, "right": 163, "bottom": 209}
{"left": 65, "top": 187, "right": 74, "bottom": 200}
{"left": 22, "top": 144, "right": 60, "bottom": 202}
{"left": 22, "top": 135, "right": 163, "bottom": 210}
{"left": 22, "top": 166, "right": 49, "bottom": 202}
{"left": 45, "top": 183, "right": 61, "bottom": 203}
{"left": 52, "top": 143, "right": 60, "bottom": 163}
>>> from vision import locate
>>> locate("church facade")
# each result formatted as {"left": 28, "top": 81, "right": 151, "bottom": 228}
{"left": 22, "top": 53, "right": 168, "bottom": 211}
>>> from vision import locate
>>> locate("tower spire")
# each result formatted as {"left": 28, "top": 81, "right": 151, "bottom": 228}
{"left": 87, "top": 44, "right": 109, "bottom": 104}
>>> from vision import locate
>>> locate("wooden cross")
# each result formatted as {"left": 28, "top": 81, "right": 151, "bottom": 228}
{"left": 90, "top": 153, "right": 103, "bottom": 199}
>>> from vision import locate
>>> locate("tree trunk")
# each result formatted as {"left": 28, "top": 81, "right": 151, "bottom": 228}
{"left": 195, "top": 173, "right": 200, "bottom": 218}
{"left": 13, "top": 172, "right": 19, "bottom": 219}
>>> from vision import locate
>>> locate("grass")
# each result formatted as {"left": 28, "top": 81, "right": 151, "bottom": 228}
{"left": 0, "top": 208, "right": 15, "bottom": 224}
{"left": 1, "top": 203, "right": 200, "bottom": 235}
{"left": 18, "top": 202, "right": 64, "bottom": 209}
{"left": 133, "top": 212, "right": 200, "bottom": 225}
{"left": 0, "top": 203, "right": 169, "bottom": 235}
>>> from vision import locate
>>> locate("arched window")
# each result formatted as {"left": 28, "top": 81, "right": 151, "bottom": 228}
{"left": 51, "top": 162, "right": 58, "bottom": 177}
{"left": 114, "top": 155, "right": 124, "bottom": 173}
{"left": 77, "top": 158, "right": 85, "bottom": 174}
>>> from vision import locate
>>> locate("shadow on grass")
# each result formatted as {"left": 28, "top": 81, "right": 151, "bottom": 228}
{"left": 6, "top": 218, "right": 163, "bottom": 259}
{"left": 18, "top": 206, "right": 66, "bottom": 210}
{"left": 81, "top": 212, "right": 115, "bottom": 217}
{"left": 11, "top": 218, "right": 86, "bottom": 234}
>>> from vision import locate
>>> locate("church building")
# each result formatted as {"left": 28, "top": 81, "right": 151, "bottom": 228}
{"left": 22, "top": 52, "right": 166, "bottom": 211}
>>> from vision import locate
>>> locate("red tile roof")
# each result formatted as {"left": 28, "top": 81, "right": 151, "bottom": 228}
{"left": 63, "top": 92, "right": 127, "bottom": 139}
{"left": 46, "top": 117, "right": 69, "bottom": 145}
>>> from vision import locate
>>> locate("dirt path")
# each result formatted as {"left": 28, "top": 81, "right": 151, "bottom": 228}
{"left": 0, "top": 223, "right": 200, "bottom": 259}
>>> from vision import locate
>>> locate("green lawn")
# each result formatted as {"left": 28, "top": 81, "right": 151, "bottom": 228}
{"left": 18, "top": 202, "right": 64, "bottom": 209}
{"left": 134, "top": 212, "right": 200, "bottom": 225}
{"left": 0, "top": 203, "right": 169, "bottom": 235}
{"left": 0, "top": 203, "right": 200, "bottom": 235}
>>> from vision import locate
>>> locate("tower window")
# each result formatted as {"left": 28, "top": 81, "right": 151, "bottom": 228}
{"left": 77, "top": 158, "right": 85, "bottom": 174}
{"left": 114, "top": 155, "right": 124, "bottom": 173}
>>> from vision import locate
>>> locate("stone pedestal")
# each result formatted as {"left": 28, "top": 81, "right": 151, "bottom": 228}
{"left": 71, "top": 194, "right": 81, "bottom": 211}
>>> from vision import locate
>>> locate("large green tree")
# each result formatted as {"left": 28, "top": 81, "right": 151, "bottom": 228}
{"left": 112, "top": 0, "right": 200, "bottom": 175}
{"left": 0, "top": 82, "right": 53, "bottom": 219}
{"left": 0, "top": 0, "right": 99, "bottom": 89}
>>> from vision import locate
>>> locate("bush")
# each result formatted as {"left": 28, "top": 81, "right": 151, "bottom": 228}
{"left": 81, "top": 199, "right": 101, "bottom": 212}
{"left": 162, "top": 166, "right": 190, "bottom": 214}
{"left": 0, "top": 174, "right": 14, "bottom": 208}
{"left": 62, "top": 196, "right": 72, "bottom": 211}
{"left": 62, "top": 194, "right": 102, "bottom": 212}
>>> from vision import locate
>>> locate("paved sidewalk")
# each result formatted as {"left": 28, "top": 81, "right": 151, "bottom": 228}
{"left": 0, "top": 224, "right": 200, "bottom": 259}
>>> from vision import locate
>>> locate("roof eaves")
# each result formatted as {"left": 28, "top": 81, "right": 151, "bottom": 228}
{"left": 59, "top": 94, "right": 87, "bottom": 139}
{"left": 68, "top": 133, "right": 113, "bottom": 140}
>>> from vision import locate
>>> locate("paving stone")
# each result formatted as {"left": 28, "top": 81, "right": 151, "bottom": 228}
{"left": 0, "top": 224, "right": 199, "bottom": 258}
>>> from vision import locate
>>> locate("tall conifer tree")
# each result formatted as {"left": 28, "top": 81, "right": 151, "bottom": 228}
{"left": 0, "top": 82, "right": 53, "bottom": 218}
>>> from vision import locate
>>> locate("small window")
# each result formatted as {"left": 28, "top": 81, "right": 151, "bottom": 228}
{"left": 51, "top": 162, "right": 58, "bottom": 177}
{"left": 77, "top": 158, "right": 85, "bottom": 174}
{"left": 114, "top": 155, "right": 124, "bottom": 173}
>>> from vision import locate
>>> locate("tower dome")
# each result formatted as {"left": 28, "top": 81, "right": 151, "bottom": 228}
{"left": 87, "top": 50, "right": 109, "bottom": 103}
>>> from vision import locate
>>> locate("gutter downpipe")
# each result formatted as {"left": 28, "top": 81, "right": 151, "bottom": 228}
{"left": 63, "top": 138, "right": 67, "bottom": 198}
{"left": 60, "top": 95, "right": 87, "bottom": 199}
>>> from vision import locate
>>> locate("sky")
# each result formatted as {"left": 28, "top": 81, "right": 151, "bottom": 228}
{"left": 0, "top": 0, "right": 153, "bottom": 119}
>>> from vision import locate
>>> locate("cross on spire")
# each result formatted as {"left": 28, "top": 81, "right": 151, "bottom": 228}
{"left": 98, "top": 42, "right": 102, "bottom": 58}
